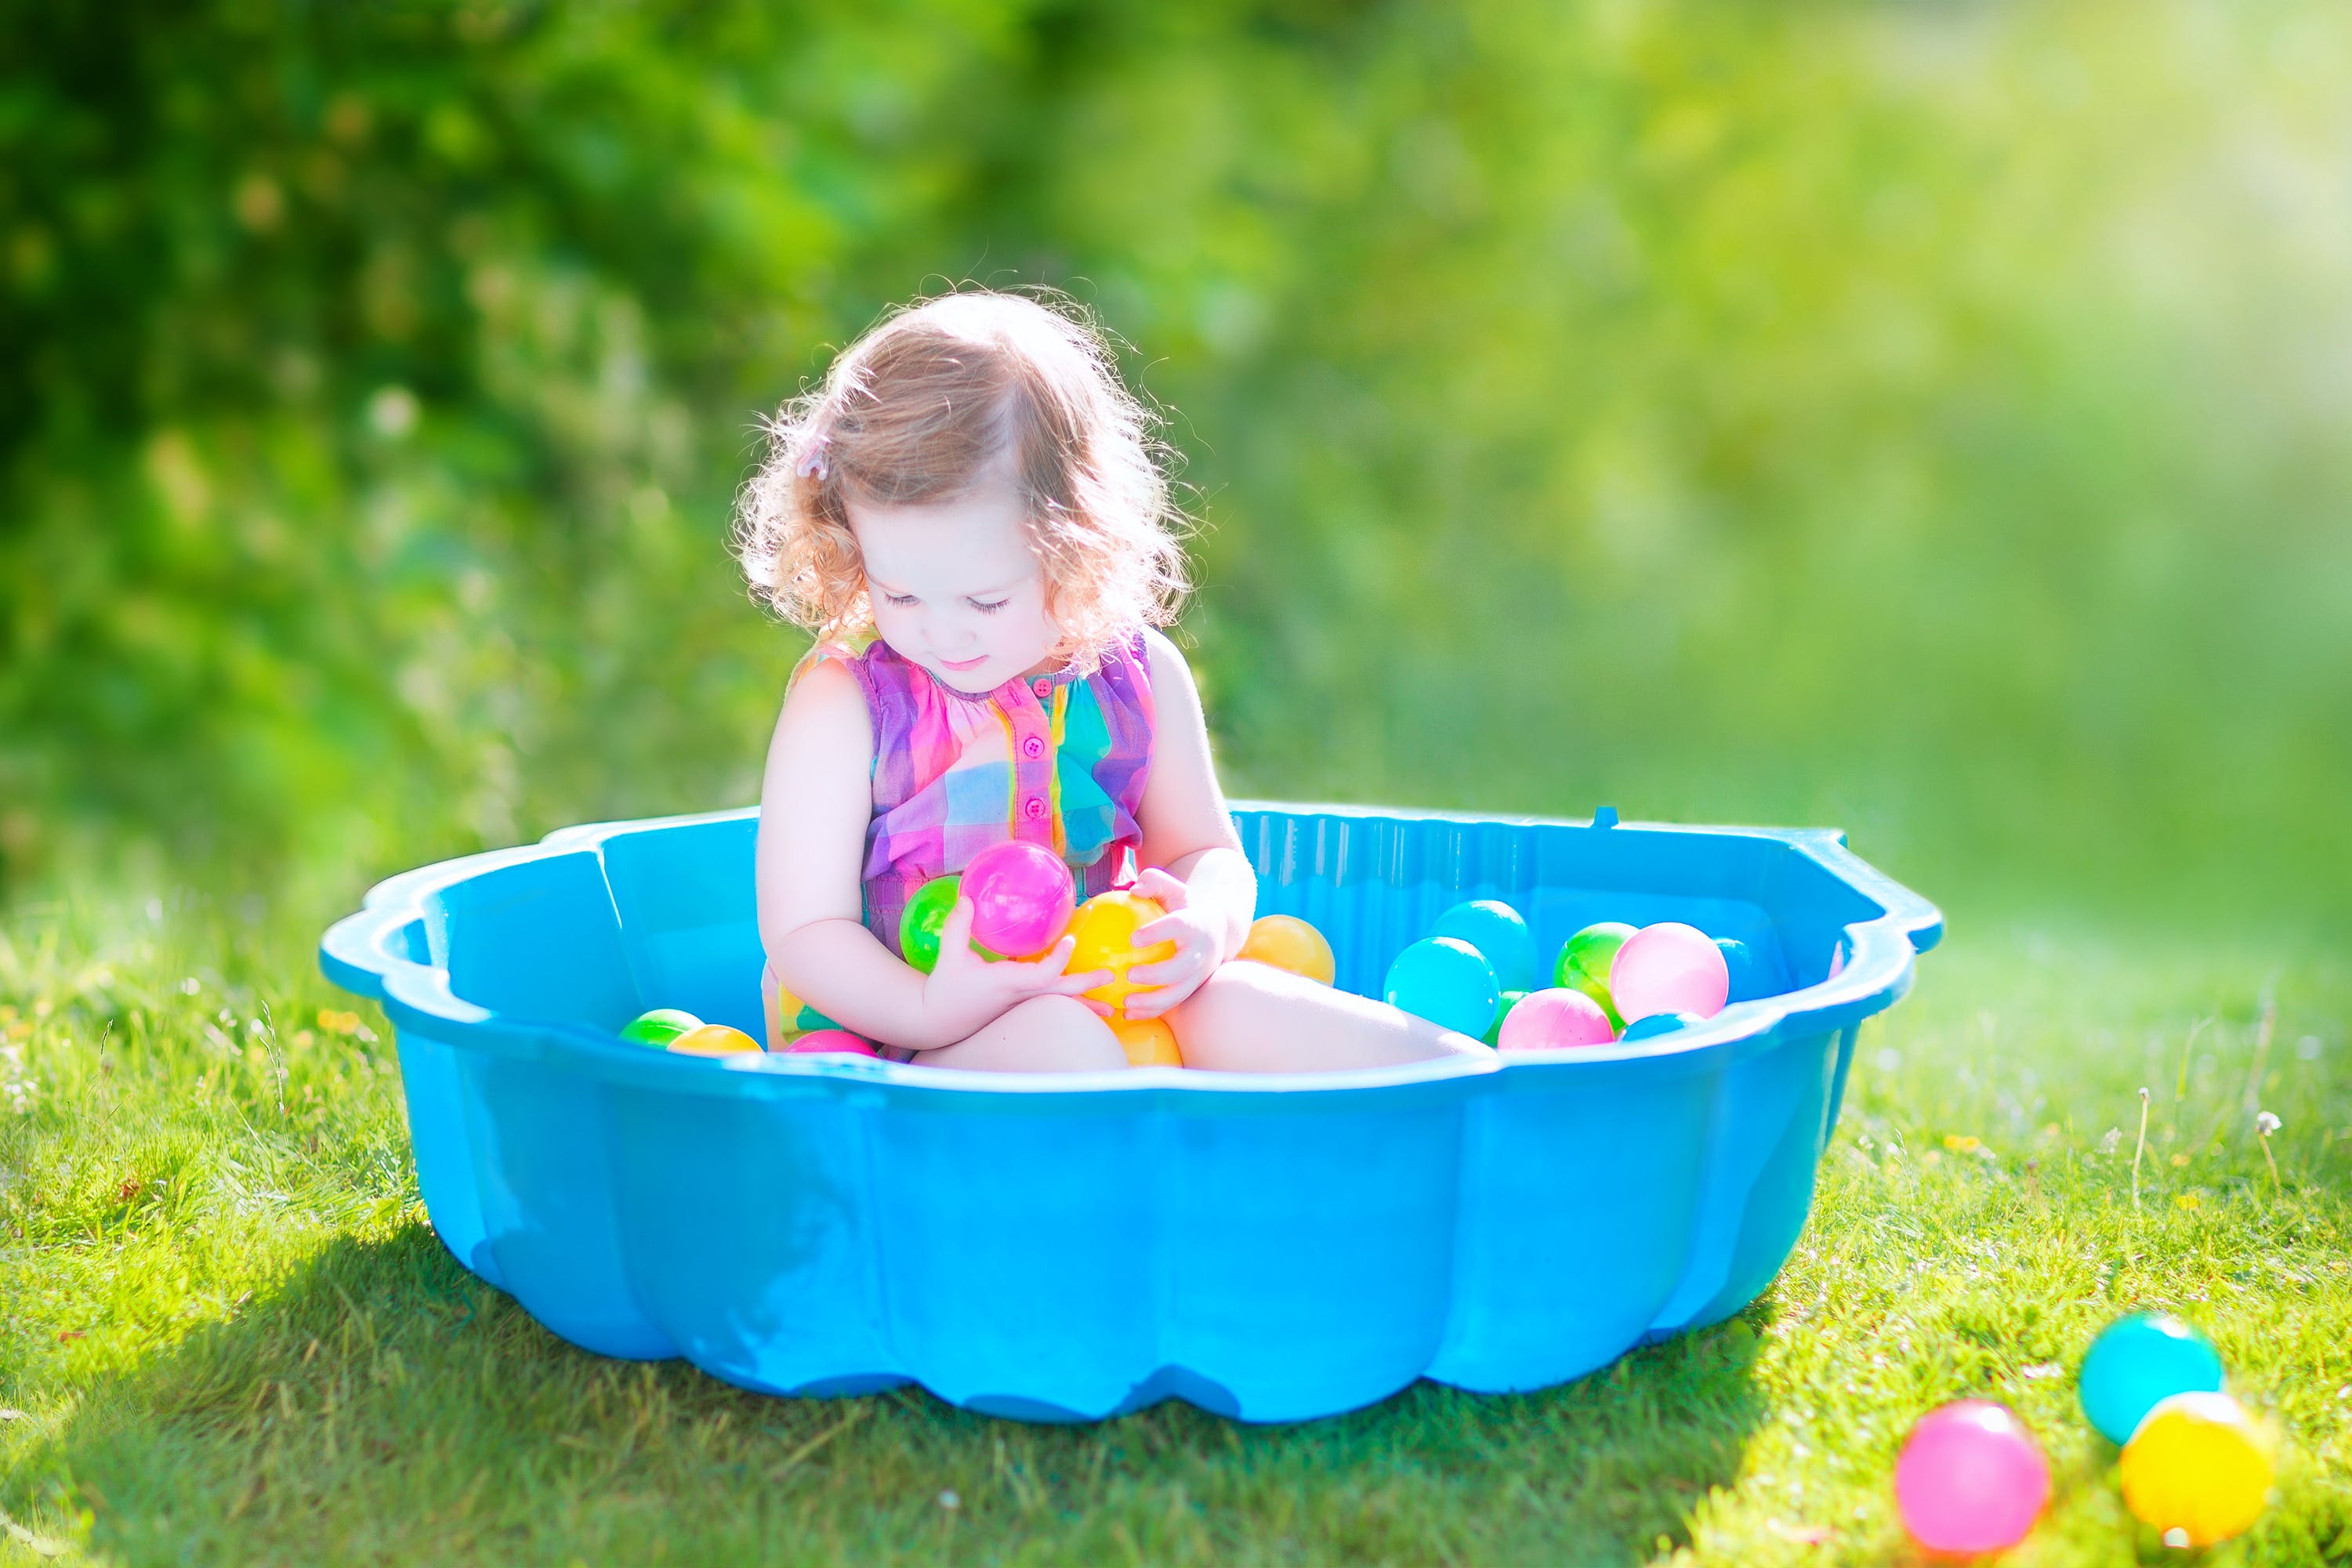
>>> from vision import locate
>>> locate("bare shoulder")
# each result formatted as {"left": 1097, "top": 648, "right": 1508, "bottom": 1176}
{"left": 770, "top": 654, "right": 872, "bottom": 766}
{"left": 1139, "top": 626, "right": 1201, "bottom": 706}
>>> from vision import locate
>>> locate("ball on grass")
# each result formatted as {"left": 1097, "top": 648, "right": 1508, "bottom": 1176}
{"left": 2119, "top": 1391, "right": 2273, "bottom": 1547}
{"left": 2079, "top": 1312, "right": 2225, "bottom": 1446}
{"left": 1894, "top": 1400, "right": 2049, "bottom": 1558}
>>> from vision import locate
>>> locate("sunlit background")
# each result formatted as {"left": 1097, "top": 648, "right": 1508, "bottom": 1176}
{"left": 6, "top": 0, "right": 2349, "bottom": 933}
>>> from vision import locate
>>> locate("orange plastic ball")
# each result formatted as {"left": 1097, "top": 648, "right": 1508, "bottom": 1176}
{"left": 1238, "top": 913, "right": 1335, "bottom": 986}
{"left": 668, "top": 1023, "right": 763, "bottom": 1057}
{"left": 1065, "top": 890, "right": 1175, "bottom": 1019}
{"left": 1107, "top": 1013, "right": 1183, "bottom": 1067}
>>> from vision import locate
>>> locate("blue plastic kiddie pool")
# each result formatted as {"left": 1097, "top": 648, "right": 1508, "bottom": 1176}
{"left": 320, "top": 802, "right": 1939, "bottom": 1424}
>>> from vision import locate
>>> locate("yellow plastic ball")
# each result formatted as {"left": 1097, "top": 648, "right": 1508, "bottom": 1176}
{"left": 764, "top": 979, "right": 805, "bottom": 1050}
{"left": 1107, "top": 1013, "right": 1183, "bottom": 1068}
{"left": 2119, "top": 1391, "right": 2273, "bottom": 1547}
{"left": 1237, "top": 914, "right": 1335, "bottom": 986}
{"left": 668, "top": 1023, "right": 763, "bottom": 1058}
{"left": 1065, "top": 891, "right": 1175, "bottom": 1019}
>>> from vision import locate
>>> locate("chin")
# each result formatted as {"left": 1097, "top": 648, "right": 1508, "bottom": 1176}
{"left": 927, "top": 659, "right": 1003, "bottom": 693}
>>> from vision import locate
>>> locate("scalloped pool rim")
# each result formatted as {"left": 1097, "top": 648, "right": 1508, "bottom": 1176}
{"left": 324, "top": 802, "right": 1941, "bottom": 1094}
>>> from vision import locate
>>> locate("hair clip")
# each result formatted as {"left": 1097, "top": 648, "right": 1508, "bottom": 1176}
{"left": 795, "top": 435, "right": 831, "bottom": 482}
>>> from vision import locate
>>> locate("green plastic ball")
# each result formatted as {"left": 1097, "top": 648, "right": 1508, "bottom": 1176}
{"left": 1484, "top": 990, "right": 1530, "bottom": 1046}
{"left": 1554, "top": 922, "right": 1635, "bottom": 1030}
{"left": 620, "top": 1007, "right": 701, "bottom": 1048}
{"left": 899, "top": 875, "right": 962, "bottom": 974}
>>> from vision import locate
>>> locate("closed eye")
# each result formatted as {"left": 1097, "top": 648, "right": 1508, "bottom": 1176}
{"left": 883, "top": 592, "right": 921, "bottom": 608}
{"left": 969, "top": 598, "right": 1010, "bottom": 614}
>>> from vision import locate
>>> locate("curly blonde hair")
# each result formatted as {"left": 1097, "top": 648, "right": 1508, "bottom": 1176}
{"left": 734, "top": 288, "right": 1191, "bottom": 671}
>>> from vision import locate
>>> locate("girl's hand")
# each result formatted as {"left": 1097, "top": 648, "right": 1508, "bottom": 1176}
{"left": 919, "top": 895, "right": 1109, "bottom": 1047}
{"left": 1120, "top": 867, "right": 1231, "bottom": 1020}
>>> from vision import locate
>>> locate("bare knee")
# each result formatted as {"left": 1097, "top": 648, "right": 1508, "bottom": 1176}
{"left": 1010, "top": 995, "right": 1127, "bottom": 1069}
{"left": 1172, "top": 960, "right": 1491, "bottom": 1072}
{"left": 1169, "top": 959, "right": 1288, "bottom": 1038}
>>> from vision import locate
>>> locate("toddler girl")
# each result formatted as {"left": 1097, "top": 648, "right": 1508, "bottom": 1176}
{"left": 736, "top": 289, "right": 1492, "bottom": 1072}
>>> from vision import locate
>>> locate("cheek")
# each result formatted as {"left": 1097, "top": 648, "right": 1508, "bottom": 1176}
{"left": 869, "top": 597, "right": 919, "bottom": 644}
{"left": 1002, "top": 599, "right": 1061, "bottom": 656}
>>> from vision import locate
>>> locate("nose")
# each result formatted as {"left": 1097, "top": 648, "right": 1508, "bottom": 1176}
{"left": 933, "top": 614, "right": 982, "bottom": 655}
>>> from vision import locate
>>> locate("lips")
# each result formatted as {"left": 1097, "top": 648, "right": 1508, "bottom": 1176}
{"left": 938, "top": 654, "right": 989, "bottom": 672}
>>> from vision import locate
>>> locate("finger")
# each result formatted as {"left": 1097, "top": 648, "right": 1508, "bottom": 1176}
{"left": 1014, "top": 933, "right": 1078, "bottom": 980}
{"left": 1030, "top": 931, "right": 1082, "bottom": 983}
{"left": 1131, "top": 913, "right": 1197, "bottom": 948}
{"left": 1047, "top": 969, "right": 1113, "bottom": 996}
{"left": 1125, "top": 953, "right": 1206, "bottom": 989}
{"left": 1078, "top": 996, "right": 1114, "bottom": 1019}
{"left": 1131, "top": 867, "right": 1189, "bottom": 910}
{"left": 934, "top": 896, "right": 975, "bottom": 967}
{"left": 1123, "top": 983, "right": 1185, "bottom": 1020}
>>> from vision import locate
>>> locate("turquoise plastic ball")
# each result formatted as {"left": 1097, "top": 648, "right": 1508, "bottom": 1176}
{"left": 1716, "top": 937, "right": 1763, "bottom": 1002}
{"left": 2080, "top": 1313, "right": 2225, "bottom": 1445}
{"left": 1621, "top": 1011, "right": 1703, "bottom": 1041}
{"left": 1383, "top": 936, "right": 1501, "bottom": 1038}
{"left": 1431, "top": 900, "right": 1538, "bottom": 993}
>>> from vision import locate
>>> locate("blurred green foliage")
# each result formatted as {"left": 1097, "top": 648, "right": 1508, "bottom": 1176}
{"left": 5, "top": 0, "right": 2349, "bottom": 923}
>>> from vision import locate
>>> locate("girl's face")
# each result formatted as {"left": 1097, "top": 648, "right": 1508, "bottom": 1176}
{"left": 847, "top": 476, "right": 1062, "bottom": 695}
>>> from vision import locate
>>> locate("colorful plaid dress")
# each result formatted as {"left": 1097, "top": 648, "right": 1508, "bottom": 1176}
{"left": 794, "top": 632, "right": 1157, "bottom": 959}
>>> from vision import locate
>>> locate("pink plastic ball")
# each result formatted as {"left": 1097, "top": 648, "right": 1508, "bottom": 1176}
{"left": 960, "top": 840, "right": 1078, "bottom": 960}
{"left": 1496, "top": 987, "right": 1618, "bottom": 1050}
{"left": 781, "top": 1029, "right": 880, "bottom": 1058}
{"left": 1609, "top": 922, "right": 1730, "bottom": 1023}
{"left": 1894, "top": 1400, "right": 2050, "bottom": 1557}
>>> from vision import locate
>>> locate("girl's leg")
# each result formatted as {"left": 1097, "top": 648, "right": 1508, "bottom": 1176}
{"left": 1169, "top": 960, "right": 1492, "bottom": 1073}
{"left": 911, "top": 994, "right": 1130, "bottom": 1072}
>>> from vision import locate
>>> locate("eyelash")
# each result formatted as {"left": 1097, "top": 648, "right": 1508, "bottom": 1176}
{"left": 883, "top": 593, "right": 1009, "bottom": 614}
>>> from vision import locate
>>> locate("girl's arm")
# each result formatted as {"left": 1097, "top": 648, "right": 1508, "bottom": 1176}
{"left": 1123, "top": 629, "right": 1257, "bottom": 1018}
{"left": 756, "top": 660, "right": 1098, "bottom": 1050}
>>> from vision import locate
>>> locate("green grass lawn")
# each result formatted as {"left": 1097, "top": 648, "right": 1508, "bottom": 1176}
{"left": 2, "top": 896, "right": 2347, "bottom": 1566}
